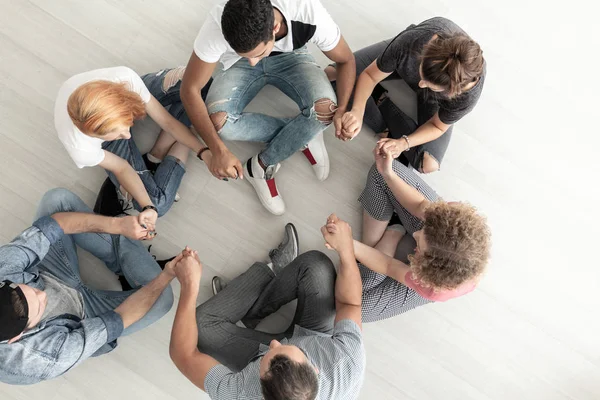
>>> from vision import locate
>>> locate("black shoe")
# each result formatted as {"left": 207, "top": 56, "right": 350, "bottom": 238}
{"left": 147, "top": 245, "right": 177, "bottom": 270}
{"left": 142, "top": 153, "right": 160, "bottom": 174}
{"left": 118, "top": 275, "right": 135, "bottom": 291}
{"left": 388, "top": 212, "right": 402, "bottom": 227}
{"left": 93, "top": 178, "right": 130, "bottom": 216}
{"left": 268, "top": 223, "right": 299, "bottom": 274}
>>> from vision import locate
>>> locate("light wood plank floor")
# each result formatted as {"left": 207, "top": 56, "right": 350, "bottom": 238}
{"left": 0, "top": 0, "right": 598, "bottom": 399}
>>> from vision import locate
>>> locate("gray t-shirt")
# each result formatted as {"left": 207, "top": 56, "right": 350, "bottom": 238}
{"left": 376, "top": 17, "right": 486, "bottom": 125}
{"left": 40, "top": 272, "right": 85, "bottom": 321}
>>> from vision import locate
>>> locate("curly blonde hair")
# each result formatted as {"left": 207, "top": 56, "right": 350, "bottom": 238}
{"left": 408, "top": 202, "right": 491, "bottom": 290}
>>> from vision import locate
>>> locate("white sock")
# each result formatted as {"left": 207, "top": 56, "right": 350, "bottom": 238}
{"left": 266, "top": 262, "right": 274, "bottom": 271}
{"left": 146, "top": 153, "right": 162, "bottom": 163}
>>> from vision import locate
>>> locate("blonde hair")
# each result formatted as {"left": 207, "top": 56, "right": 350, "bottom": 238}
{"left": 408, "top": 201, "right": 491, "bottom": 290}
{"left": 67, "top": 80, "right": 146, "bottom": 136}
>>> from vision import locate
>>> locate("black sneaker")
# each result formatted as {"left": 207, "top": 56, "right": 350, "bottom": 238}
{"left": 268, "top": 223, "right": 299, "bottom": 274}
{"left": 388, "top": 212, "right": 402, "bottom": 227}
{"left": 93, "top": 178, "right": 131, "bottom": 216}
{"left": 147, "top": 245, "right": 177, "bottom": 270}
{"left": 142, "top": 153, "right": 160, "bottom": 174}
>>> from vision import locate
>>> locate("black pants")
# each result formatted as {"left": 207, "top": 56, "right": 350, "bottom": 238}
{"left": 195, "top": 251, "right": 336, "bottom": 371}
{"left": 352, "top": 39, "right": 454, "bottom": 171}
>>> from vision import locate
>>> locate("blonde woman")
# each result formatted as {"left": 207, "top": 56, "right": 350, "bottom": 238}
{"left": 325, "top": 147, "right": 491, "bottom": 322}
{"left": 55, "top": 66, "right": 212, "bottom": 236}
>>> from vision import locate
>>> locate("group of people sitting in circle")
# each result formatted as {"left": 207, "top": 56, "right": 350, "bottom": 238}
{"left": 0, "top": 0, "right": 492, "bottom": 398}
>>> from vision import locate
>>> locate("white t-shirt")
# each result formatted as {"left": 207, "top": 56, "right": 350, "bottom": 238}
{"left": 54, "top": 66, "right": 151, "bottom": 168}
{"left": 194, "top": 0, "right": 341, "bottom": 70}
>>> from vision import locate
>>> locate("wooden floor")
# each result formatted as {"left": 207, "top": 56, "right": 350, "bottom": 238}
{"left": 1, "top": 0, "right": 598, "bottom": 399}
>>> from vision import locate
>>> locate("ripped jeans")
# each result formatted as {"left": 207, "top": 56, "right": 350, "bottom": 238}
{"left": 206, "top": 47, "right": 337, "bottom": 166}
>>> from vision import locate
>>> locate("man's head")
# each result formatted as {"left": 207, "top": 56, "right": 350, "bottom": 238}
{"left": 0, "top": 281, "right": 47, "bottom": 343}
{"left": 221, "top": 0, "right": 282, "bottom": 66}
{"left": 259, "top": 340, "right": 319, "bottom": 400}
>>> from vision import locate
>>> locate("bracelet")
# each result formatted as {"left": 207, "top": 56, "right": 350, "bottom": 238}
{"left": 141, "top": 205, "right": 158, "bottom": 213}
{"left": 401, "top": 135, "right": 411, "bottom": 151}
{"left": 197, "top": 147, "right": 210, "bottom": 162}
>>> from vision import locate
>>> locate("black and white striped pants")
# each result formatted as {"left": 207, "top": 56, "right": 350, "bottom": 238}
{"left": 358, "top": 161, "right": 441, "bottom": 322}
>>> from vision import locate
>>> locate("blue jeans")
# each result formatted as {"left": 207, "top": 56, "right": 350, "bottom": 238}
{"left": 102, "top": 68, "right": 201, "bottom": 216}
{"left": 34, "top": 188, "right": 173, "bottom": 337}
{"left": 206, "top": 47, "right": 337, "bottom": 166}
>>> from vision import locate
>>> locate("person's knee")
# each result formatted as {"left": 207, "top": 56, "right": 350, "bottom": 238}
{"left": 313, "top": 98, "right": 337, "bottom": 126}
{"left": 301, "top": 250, "right": 336, "bottom": 279}
{"left": 420, "top": 152, "right": 440, "bottom": 174}
{"left": 38, "top": 188, "right": 80, "bottom": 215}
{"left": 209, "top": 111, "right": 228, "bottom": 132}
{"left": 162, "top": 67, "right": 186, "bottom": 92}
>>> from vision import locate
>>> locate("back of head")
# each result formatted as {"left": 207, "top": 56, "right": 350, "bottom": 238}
{"left": 221, "top": 0, "right": 275, "bottom": 53}
{"left": 0, "top": 281, "right": 29, "bottom": 342}
{"left": 410, "top": 202, "right": 491, "bottom": 290}
{"left": 260, "top": 354, "right": 319, "bottom": 400}
{"left": 421, "top": 33, "right": 484, "bottom": 99}
{"left": 67, "top": 80, "right": 146, "bottom": 137}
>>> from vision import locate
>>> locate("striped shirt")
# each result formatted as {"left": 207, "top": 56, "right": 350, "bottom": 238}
{"left": 204, "top": 319, "right": 366, "bottom": 399}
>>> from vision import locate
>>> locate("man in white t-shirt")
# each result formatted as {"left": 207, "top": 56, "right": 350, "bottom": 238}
{"left": 181, "top": 0, "right": 356, "bottom": 215}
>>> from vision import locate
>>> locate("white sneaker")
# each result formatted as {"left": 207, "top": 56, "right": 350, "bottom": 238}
{"left": 244, "top": 155, "right": 286, "bottom": 215}
{"left": 302, "top": 132, "right": 329, "bottom": 181}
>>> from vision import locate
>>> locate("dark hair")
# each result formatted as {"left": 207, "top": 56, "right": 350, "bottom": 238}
{"left": 10, "top": 291, "right": 28, "bottom": 319}
{"left": 260, "top": 355, "right": 318, "bottom": 400}
{"left": 420, "top": 33, "right": 484, "bottom": 99}
{"left": 221, "top": 0, "right": 275, "bottom": 53}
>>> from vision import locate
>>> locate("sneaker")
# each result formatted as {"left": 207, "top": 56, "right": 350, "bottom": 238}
{"left": 212, "top": 276, "right": 225, "bottom": 295}
{"left": 93, "top": 178, "right": 131, "bottom": 216}
{"left": 142, "top": 153, "right": 160, "bottom": 174}
{"left": 269, "top": 223, "right": 299, "bottom": 274}
{"left": 302, "top": 132, "right": 329, "bottom": 181}
{"left": 244, "top": 155, "right": 285, "bottom": 215}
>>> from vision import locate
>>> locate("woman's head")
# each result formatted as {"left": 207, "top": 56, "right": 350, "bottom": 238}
{"left": 419, "top": 34, "right": 484, "bottom": 98}
{"left": 67, "top": 80, "right": 146, "bottom": 140}
{"left": 409, "top": 202, "right": 491, "bottom": 290}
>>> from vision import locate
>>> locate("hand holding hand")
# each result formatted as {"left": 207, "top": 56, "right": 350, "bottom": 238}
{"left": 376, "top": 138, "right": 406, "bottom": 159}
{"left": 118, "top": 215, "right": 155, "bottom": 241}
{"left": 373, "top": 145, "right": 394, "bottom": 178}
{"left": 173, "top": 246, "right": 203, "bottom": 291}
{"left": 321, "top": 213, "right": 354, "bottom": 256}
{"left": 208, "top": 148, "right": 243, "bottom": 181}
{"left": 137, "top": 208, "right": 158, "bottom": 239}
{"left": 339, "top": 109, "right": 364, "bottom": 141}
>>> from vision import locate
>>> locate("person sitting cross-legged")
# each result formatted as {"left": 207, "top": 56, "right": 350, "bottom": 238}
{"left": 0, "top": 188, "right": 177, "bottom": 385}
{"left": 169, "top": 221, "right": 366, "bottom": 399}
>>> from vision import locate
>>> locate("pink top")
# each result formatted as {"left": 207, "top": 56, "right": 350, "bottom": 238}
{"left": 404, "top": 272, "right": 477, "bottom": 302}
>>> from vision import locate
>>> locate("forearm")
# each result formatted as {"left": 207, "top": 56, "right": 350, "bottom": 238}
{"left": 382, "top": 171, "right": 429, "bottom": 219}
{"left": 51, "top": 212, "right": 122, "bottom": 235}
{"left": 353, "top": 240, "right": 392, "bottom": 275}
{"left": 165, "top": 119, "right": 204, "bottom": 154}
{"left": 333, "top": 59, "right": 356, "bottom": 112}
{"left": 114, "top": 271, "right": 173, "bottom": 328}
{"left": 350, "top": 72, "right": 379, "bottom": 114}
{"left": 115, "top": 166, "right": 154, "bottom": 208}
{"left": 335, "top": 250, "right": 362, "bottom": 307}
{"left": 405, "top": 120, "right": 446, "bottom": 148}
{"left": 181, "top": 90, "right": 226, "bottom": 153}
{"left": 170, "top": 284, "right": 200, "bottom": 359}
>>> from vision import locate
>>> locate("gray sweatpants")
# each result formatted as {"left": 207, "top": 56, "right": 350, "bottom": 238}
{"left": 195, "top": 250, "right": 336, "bottom": 371}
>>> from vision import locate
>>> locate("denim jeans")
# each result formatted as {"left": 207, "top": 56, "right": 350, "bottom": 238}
{"left": 102, "top": 68, "right": 206, "bottom": 216}
{"left": 34, "top": 188, "right": 173, "bottom": 337}
{"left": 206, "top": 47, "right": 337, "bottom": 166}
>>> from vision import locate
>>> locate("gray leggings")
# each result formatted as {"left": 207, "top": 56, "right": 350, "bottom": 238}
{"left": 195, "top": 251, "right": 336, "bottom": 371}
{"left": 352, "top": 40, "right": 454, "bottom": 171}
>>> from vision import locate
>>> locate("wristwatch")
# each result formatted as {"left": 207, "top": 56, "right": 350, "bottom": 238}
{"left": 141, "top": 205, "right": 158, "bottom": 213}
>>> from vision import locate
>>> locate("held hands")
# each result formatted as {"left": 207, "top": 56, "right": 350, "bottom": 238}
{"left": 208, "top": 147, "right": 244, "bottom": 181}
{"left": 321, "top": 213, "right": 354, "bottom": 256}
{"left": 119, "top": 215, "right": 157, "bottom": 240}
{"left": 138, "top": 208, "right": 158, "bottom": 239}
{"left": 172, "top": 246, "right": 203, "bottom": 291}
{"left": 376, "top": 138, "right": 406, "bottom": 159}
{"left": 337, "top": 109, "right": 364, "bottom": 141}
{"left": 373, "top": 144, "right": 395, "bottom": 178}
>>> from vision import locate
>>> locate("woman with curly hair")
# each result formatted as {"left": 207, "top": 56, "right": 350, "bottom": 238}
{"left": 347, "top": 146, "right": 491, "bottom": 322}
{"left": 326, "top": 17, "right": 485, "bottom": 173}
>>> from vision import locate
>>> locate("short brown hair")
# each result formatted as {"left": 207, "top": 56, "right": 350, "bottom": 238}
{"left": 421, "top": 33, "right": 484, "bottom": 99}
{"left": 67, "top": 80, "right": 146, "bottom": 136}
{"left": 260, "top": 355, "right": 318, "bottom": 400}
{"left": 409, "top": 202, "right": 491, "bottom": 290}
